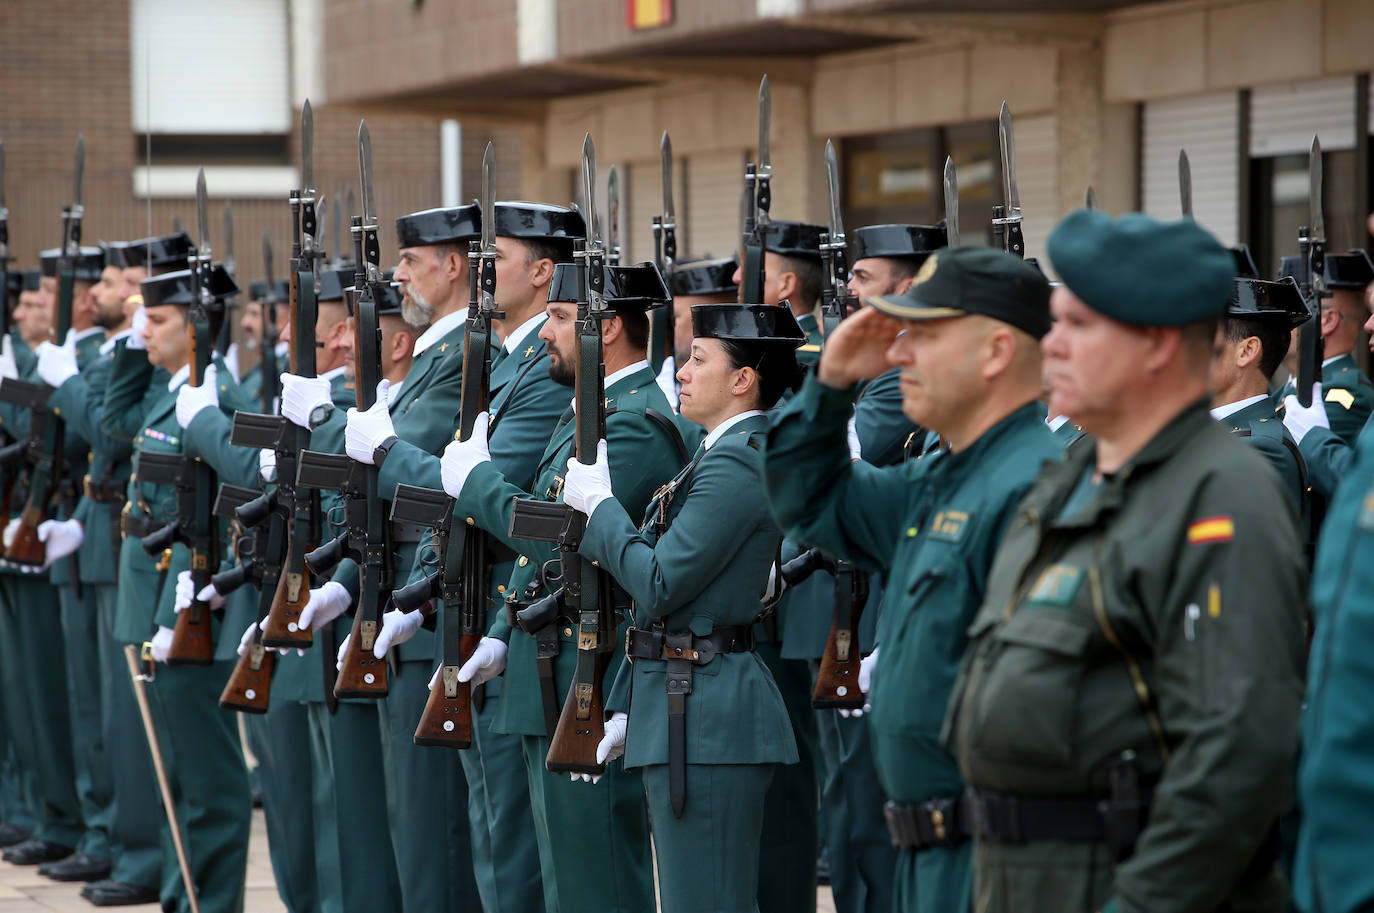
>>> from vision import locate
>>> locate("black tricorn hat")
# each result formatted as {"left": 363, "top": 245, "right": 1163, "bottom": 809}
{"left": 347, "top": 271, "right": 403, "bottom": 316}
{"left": 669, "top": 257, "right": 739, "bottom": 297}
{"left": 1227, "top": 276, "right": 1310, "bottom": 329}
{"left": 40, "top": 247, "right": 106, "bottom": 281}
{"left": 547, "top": 261, "right": 670, "bottom": 311}
{"left": 1324, "top": 249, "right": 1374, "bottom": 289}
{"left": 691, "top": 303, "right": 806, "bottom": 347}
{"left": 395, "top": 204, "right": 481, "bottom": 249}
{"left": 120, "top": 231, "right": 193, "bottom": 271}
{"left": 489, "top": 201, "right": 586, "bottom": 243}
{"left": 6, "top": 270, "right": 41, "bottom": 298}
{"left": 248, "top": 279, "right": 290, "bottom": 302}
{"left": 763, "top": 221, "right": 825, "bottom": 261}
{"left": 140, "top": 265, "right": 239, "bottom": 308}
{"left": 316, "top": 268, "right": 354, "bottom": 303}
{"left": 851, "top": 224, "right": 947, "bottom": 263}
{"left": 1231, "top": 244, "right": 1259, "bottom": 278}
{"left": 102, "top": 241, "right": 129, "bottom": 268}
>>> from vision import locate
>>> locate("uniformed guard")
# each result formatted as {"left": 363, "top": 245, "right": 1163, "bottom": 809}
{"left": 559, "top": 301, "right": 804, "bottom": 913}
{"left": 1210, "top": 275, "right": 1310, "bottom": 512}
{"left": 100, "top": 265, "right": 255, "bottom": 913}
{"left": 234, "top": 278, "right": 289, "bottom": 400}
{"left": 660, "top": 255, "right": 738, "bottom": 410}
{"left": 732, "top": 220, "right": 826, "bottom": 365}
{"left": 948, "top": 210, "right": 1305, "bottom": 913}
{"left": 447, "top": 261, "right": 682, "bottom": 913}
{"left": 763, "top": 246, "right": 1059, "bottom": 913}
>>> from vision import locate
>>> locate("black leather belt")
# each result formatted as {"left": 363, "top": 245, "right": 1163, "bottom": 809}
{"left": 624, "top": 624, "right": 756, "bottom": 664}
{"left": 121, "top": 511, "right": 155, "bottom": 540}
{"left": 884, "top": 796, "right": 970, "bottom": 850}
{"left": 84, "top": 474, "right": 126, "bottom": 504}
{"left": 965, "top": 787, "right": 1152, "bottom": 845}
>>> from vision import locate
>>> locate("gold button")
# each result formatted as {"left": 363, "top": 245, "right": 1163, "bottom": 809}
{"left": 53, "top": 407, "right": 61, "bottom": 416}
{"left": 906, "top": 527, "right": 918, "bottom": 538}
{"left": 465, "top": 517, "right": 474, "bottom": 526}
{"left": 496, "top": 585, "right": 506, "bottom": 594}
{"left": 518, "top": 556, "right": 529, "bottom": 567}
{"left": 563, "top": 627, "right": 573, "bottom": 637}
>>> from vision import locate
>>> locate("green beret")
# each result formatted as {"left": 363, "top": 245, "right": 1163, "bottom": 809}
{"left": 867, "top": 246, "right": 1051, "bottom": 339}
{"left": 1047, "top": 210, "right": 1233, "bottom": 327}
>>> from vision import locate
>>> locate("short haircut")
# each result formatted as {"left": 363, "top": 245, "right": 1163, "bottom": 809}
{"left": 775, "top": 254, "right": 824, "bottom": 310}
{"left": 719, "top": 338, "right": 800, "bottom": 410}
{"left": 518, "top": 237, "right": 575, "bottom": 267}
{"left": 616, "top": 307, "right": 650, "bottom": 351}
{"left": 882, "top": 257, "right": 921, "bottom": 284}
{"left": 1222, "top": 315, "right": 1291, "bottom": 380}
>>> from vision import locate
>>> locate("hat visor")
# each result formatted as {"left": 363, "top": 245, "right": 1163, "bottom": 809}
{"left": 866, "top": 294, "right": 966, "bottom": 322}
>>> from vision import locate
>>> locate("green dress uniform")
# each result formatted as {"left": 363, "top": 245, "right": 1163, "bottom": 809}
{"left": 1216, "top": 397, "right": 1306, "bottom": 512}
{"left": 1293, "top": 418, "right": 1374, "bottom": 912}
{"left": 764, "top": 374, "right": 1061, "bottom": 913}
{"left": 0, "top": 352, "right": 83, "bottom": 856}
{"left": 102, "top": 333, "right": 253, "bottom": 913}
{"left": 456, "top": 360, "right": 682, "bottom": 913}
{"left": 584, "top": 411, "right": 798, "bottom": 913}
{"left": 1281, "top": 353, "right": 1374, "bottom": 448}
{"left": 377, "top": 319, "right": 566, "bottom": 913}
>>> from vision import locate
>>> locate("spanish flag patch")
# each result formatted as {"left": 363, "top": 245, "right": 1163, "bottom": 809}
{"left": 1187, "top": 515, "right": 1235, "bottom": 545}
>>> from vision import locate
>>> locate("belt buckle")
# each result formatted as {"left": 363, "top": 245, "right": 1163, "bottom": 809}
{"left": 625, "top": 626, "right": 637, "bottom": 664}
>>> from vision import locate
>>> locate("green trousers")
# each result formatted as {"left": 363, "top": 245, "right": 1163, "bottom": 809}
{"left": 148, "top": 660, "right": 251, "bottom": 913}
{"left": 0, "top": 743, "right": 35, "bottom": 830}
{"left": 895, "top": 843, "right": 970, "bottom": 913}
{"left": 521, "top": 733, "right": 655, "bottom": 913}
{"left": 816, "top": 710, "right": 897, "bottom": 913}
{"left": 306, "top": 700, "right": 402, "bottom": 913}
{"left": 245, "top": 702, "right": 317, "bottom": 913}
{"left": 102, "top": 584, "right": 162, "bottom": 890}
{"left": 756, "top": 642, "right": 820, "bottom": 913}
{"left": 458, "top": 696, "right": 546, "bottom": 913}
{"left": 57, "top": 580, "right": 114, "bottom": 860}
{"left": 377, "top": 659, "right": 479, "bottom": 912}
{"left": 0, "top": 574, "right": 82, "bottom": 847}
{"left": 643, "top": 762, "right": 775, "bottom": 913}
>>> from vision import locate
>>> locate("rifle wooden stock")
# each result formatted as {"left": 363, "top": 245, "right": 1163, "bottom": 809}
{"left": 413, "top": 653, "right": 474, "bottom": 749}
{"left": 812, "top": 621, "right": 864, "bottom": 710}
{"left": 3, "top": 504, "right": 46, "bottom": 566}
{"left": 544, "top": 649, "right": 610, "bottom": 774}
{"left": 262, "top": 562, "right": 312, "bottom": 647}
{"left": 219, "top": 644, "right": 275, "bottom": 713}
{"left": 334, "top": 609, "right": 387, "bottom": 698}
{"left": 168, "top": 598, "right": 216, "bottom": 666}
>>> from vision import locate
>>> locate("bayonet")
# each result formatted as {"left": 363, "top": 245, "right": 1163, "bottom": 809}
{"left": 756, "top": 75, "right": 772, "bottom": 225}
{"left": 944, "top": 156, "right": 959, "bottom": 247}
{"left": 607, "top": 166, "right": 621, "bottom": 267}
{"left": 994, "top": 102, "right": 1024, "bottom": 258}
{"left": 649, "top": 131, "right": 677, "bottom": 372}
{"left": 580, "top": 134, "right": 605, "bottom": 314}
{"left": 661, "top": 132, "right": 675, "bottom": 224}
{"left": 479, "top": 142, "right": 498, "bottom": 315}
{"left": 69, "top": 137, "right": 85, "bottom": 251}
{"left": 358, "top": 121, "right": 380, "bottom": 283}
{"left": 1179, "top": 149, "right": 1193, "bottom": 218}
{"left": 1310, "top": 136, "right": 1325, "bottom": 243}
{"left": 300, "top": 101, "right": 318, "bottom": 262}
{"left": 1295, "top": 135, "right": 1327, "bottom": 407}
{"left": 819, "top": 139, "right": 853, "bottom": 336}
{"left": 824, "top": 140, "right": 845, "bottom": 243}
{"left": 195, "top": 169, "right": 210, "bottom": 262}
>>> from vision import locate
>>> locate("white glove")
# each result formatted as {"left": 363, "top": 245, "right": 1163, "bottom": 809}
{"left": 335, "top": 632, "right": 350, "bottom": 671}
{"left": 150, "top": 625, "right": 175, "bottom": 663}
{"left": 298, "top": 580, "right": 352, "bottom": 631}
{"left": 1282, "top": 384, "right": 1330, "bottom": 445}
{"left": 840, "top": 647, "right": 878, "bottom": 718}
{"left": 372, "top": 608, "right": 424, "bottom": 659}
{"left": 344, "top": 381, "right": 395, "bottom": 464}
{"left": 173, "top": 569, "right": 195, "bottom": 612}
{"left": 196, "top": 581, "right": 227, "bottom": 610}
{"left": 127, "top": 307, "right": 148, "bottom": 350}
{"left": 440, "top": 411, "right": 491, "bottom": 498}
{"left": 456, "top": 637, "right": 507, "bottom": 687}
{"left": 1, "top": 517, "right": 18, "bottom": 549}
{"left": 563, "top": 439, "right": 614, "bottom": 517}
{"left": 259, "top": 449, "right": 277, "bottom": 483}
{"left": 37, "top": 518, "right": 84, "bottom": 567}
{"left": 0, "top": 336, "right": 18, "bottom": 380}
{"left": 236, "top": 620, "right": 260, "bottom": 657}
{"left": 36, "top": 331, "right": 79, "bottom": 389}
{"left": 175, "top": 365, "right": 219, "bottom": 429}
{"left": 281, "top": 373, "right": 334, "bottom": 430}
{"left": 572, "top": 711, "right": 629, "bottom": 784}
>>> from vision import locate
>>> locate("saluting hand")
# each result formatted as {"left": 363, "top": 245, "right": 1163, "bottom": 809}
{"left": 816, "top": 305, "right": 903, "bottom": 389}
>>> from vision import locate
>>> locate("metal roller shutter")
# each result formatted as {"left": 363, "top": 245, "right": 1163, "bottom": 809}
{"left": 1012, "top": 114, "right": 1058, "bottom": 269}
{"left": 131, "top": 0, "right": 290, "bottom": 134}
{"left": 1251, "top": 77, "right": 1357, "bottom": 156}
{"left": 1142, "top": 92, "right": 1240, "bottom": 247}
{"left": 686, "top": 150, "right": 744, "bottom": 261}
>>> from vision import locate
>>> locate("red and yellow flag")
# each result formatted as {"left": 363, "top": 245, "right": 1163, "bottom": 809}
{"left": 1187, "top": 515, "right": 1234, "bottom": 545}
{"left": 627, "top": 0, "right": 673, "bottom": 29}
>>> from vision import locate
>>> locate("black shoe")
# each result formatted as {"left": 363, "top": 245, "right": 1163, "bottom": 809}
{"left": 2, "top": 838, "right": 74, "bottom": 865}
{"left": 0, "top": 822, "right": 32, "bottom": 847}
{"left": 83, "top": 880, "right": 160, "bottom": 907}
{"left": 39, "top": 852, "right": 112, "bottom": 882}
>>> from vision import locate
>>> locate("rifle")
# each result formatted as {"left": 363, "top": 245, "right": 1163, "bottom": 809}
{"left": 391, "top": 141, "right": 503, "bottom": 749}
{"left": 992, "top": 101, "right": 1024, "bottom": 258}
{"left": 739, "top": 77, "right": 771, "bottom": 304}
{"left": 1, "top": 138, "right": 82, "bottom": 567}
{"left": 649, "top": 131, "right": 676, "bottom": 372}
{"left": 1294, "top": 136, "right": 1327, "bottom": 408}
{"left": 296, "top": 121, "right": 391, "bottom": 699}
{"left": 211, "top": 483, "right": 281, "bottom": 713}
{"left": 509, "top": 134, "right": 615, "bottom": 775}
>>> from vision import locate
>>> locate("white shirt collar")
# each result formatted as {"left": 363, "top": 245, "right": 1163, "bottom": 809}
{"left": 1210, "top": 393, "right": 1270, "bottom": 421}
{"left": 502, "top": 312, "right": 546, "bottom": 354}
{"left": 320, "top": 365, "right": 347, "bottom": 383}
{"left": 1322, "top": 354, "right": 1345, "bottom": 368}
{"left": 412, "top": 308, "right": 468, "bottom": 359}
{"left": 73, "top": 326, "right": 104, "bottom": 345}
{"left": 704, "top": 410, "right": 765, "bottom": 450}
{"left": 99, "top": 328, "right": 134, "bottom": 356}
{"left": 167, "top": 364, "right": 190, "bottom": 391}
{"left": 1046, "top": 414, "right": 1070, "bottom": 431}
